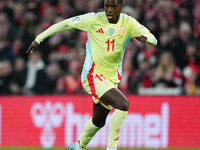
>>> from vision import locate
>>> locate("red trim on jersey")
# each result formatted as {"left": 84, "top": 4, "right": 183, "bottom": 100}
{"left": 85, "top": 34, "right": 88, "bottom": 43}
{"left": 87, "top": 63, "right": 100, "bottom": 100}
{"left": 117, "top": 71, "right": 122, "bottom": 80}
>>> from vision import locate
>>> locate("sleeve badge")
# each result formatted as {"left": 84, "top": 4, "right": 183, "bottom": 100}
{"left": 73, "top": 17, "right": 80, "bottom": 25}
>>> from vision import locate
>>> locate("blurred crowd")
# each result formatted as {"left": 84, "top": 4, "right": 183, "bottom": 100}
{"left": 0, "top": 0, "right": 200, "bottom": 95}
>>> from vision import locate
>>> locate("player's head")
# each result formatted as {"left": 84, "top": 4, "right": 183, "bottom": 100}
{"left": 104, "top": 0, "right": 123, "bottom": 24}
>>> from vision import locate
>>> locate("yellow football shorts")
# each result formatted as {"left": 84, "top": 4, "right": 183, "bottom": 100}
{"left": 82, "top": 73, "right": 118, "bottom": 110}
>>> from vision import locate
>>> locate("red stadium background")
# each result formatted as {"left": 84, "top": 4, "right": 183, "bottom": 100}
{"left": 0, "top": 95, "right": 200, "bottom": 148}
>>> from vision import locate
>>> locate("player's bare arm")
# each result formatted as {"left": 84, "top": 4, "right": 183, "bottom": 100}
{"left": 133, "top": 35, "right": 147, "bottom": 43}
{"left": 26, "top": 40, "right": 39, "bottom": 54}
{"left": 133, "top": 33, "right": 157, "bottom": 46}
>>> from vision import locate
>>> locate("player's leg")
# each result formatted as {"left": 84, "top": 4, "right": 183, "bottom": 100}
{"left": 70, "top": 74, "right": 128, "bottom": 150}
{"left": 92, "top": 102, "right": 111, "bottom": 127}
{"left": 100, "top": 88, "right": 129, "bottom": 111}
{"left": 68, "top": 103, "right": 110, "bottom": 150}
{"left": 100, "top": 88, "right": 129, "bottom": 150}
{"left": 78, "top": 103, "right": 110, "bottom": 147}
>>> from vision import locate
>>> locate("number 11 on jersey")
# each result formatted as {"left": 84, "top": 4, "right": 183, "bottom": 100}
{"left": 105, "top": 39, "right": 115, "bottom": 51}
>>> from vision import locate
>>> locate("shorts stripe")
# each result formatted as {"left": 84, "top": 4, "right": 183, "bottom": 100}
{"left": 87, "top": 63, "right": 100, "bottom": 100}
{"left": 117, "top": 71, "right": 122, "bottom": 80}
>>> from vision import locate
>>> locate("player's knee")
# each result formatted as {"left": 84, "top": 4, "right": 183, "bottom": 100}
{"left": 92, "top": 117, "right": 106, "bottom": 128}
{"left": 119, "top": 100, "right": 129, "bottom": 111}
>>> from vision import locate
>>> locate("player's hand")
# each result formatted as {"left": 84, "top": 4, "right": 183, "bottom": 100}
{"left": 133, "top": 35, "right": 147, "bottom": 43}
{"left": 26, "top": 40, "right": 39, "bottom": 55}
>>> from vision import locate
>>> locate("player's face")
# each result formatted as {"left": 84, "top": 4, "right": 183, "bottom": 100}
{"left": 104, "top": 0, "right": 122, "bottom": 24}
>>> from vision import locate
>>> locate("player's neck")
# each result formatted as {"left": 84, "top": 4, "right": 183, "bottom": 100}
{"left": 108, "top": 15, "right": 120, "bottom": 24}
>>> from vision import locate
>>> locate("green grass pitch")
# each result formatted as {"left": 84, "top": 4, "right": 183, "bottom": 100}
{"left": 0, "top": 148, "right": 200, "bottom": 150}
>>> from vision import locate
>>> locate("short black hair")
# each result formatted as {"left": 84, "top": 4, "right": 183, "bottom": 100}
{"left": 118, "top": 0, "right": 123, "bottom": 4}
{"left": 104, "top": 0, "right": 123, "bottom": 4}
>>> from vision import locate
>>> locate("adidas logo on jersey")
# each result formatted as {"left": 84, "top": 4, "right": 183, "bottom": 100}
{"left": 96, "top": 28, "right": 104, "bottom": 33}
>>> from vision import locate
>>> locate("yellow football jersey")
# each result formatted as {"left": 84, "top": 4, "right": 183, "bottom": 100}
{"left": 35, "top": 12, "right": 157, "bottom": 83}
